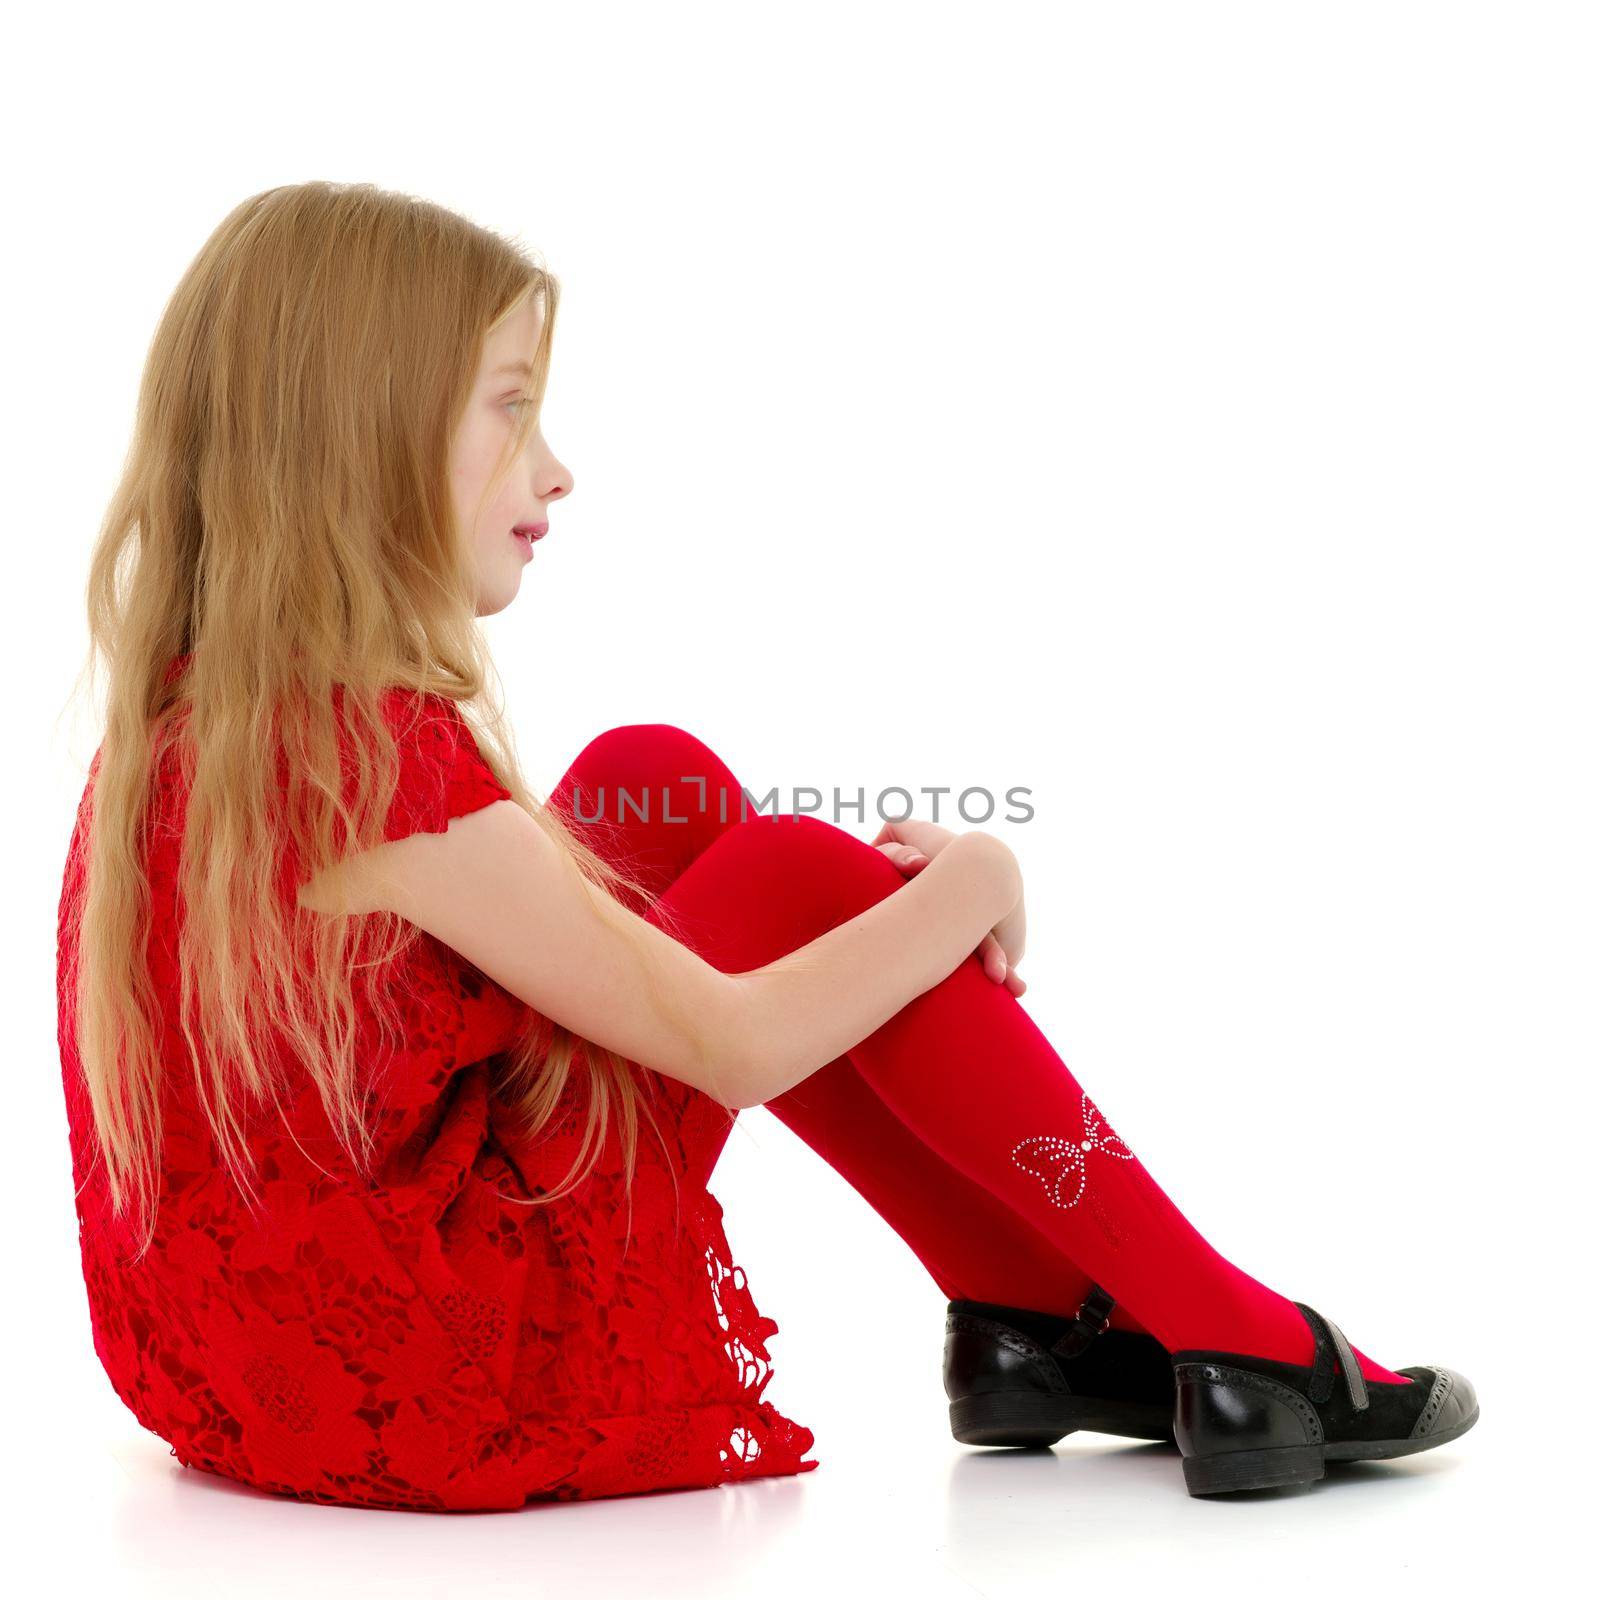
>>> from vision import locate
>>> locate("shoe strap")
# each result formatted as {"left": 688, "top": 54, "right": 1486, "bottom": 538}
{"left": 1049, "top": 1284, "right": 1116, "bottom": 1360}
{"left": 1293, "top": 1301, "right": 1370, "bottom": 1412}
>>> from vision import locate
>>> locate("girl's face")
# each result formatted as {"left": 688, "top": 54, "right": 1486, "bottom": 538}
{"left": 450, "top": 293, "right": 574, "bottom": 617}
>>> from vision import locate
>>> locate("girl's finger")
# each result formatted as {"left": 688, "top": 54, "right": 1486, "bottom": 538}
{"left": 876, "top": 841, "right": 927, "bottom": 877}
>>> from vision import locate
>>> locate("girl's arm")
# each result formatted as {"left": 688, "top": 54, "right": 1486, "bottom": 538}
{"left": 299, "top": 803, "right": 1021, "bottom": 1111}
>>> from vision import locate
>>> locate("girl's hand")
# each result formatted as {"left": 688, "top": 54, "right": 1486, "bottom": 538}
{"left": 874, "top": 820, "right": 1027, "bottom": 997}
{"left": 871, "top": 817, "right": 958, "bottom": 872}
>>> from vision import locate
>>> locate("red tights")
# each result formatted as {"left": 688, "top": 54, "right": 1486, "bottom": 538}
{"left": 545, "top": 724, "right": 1406, "bottom": 1384}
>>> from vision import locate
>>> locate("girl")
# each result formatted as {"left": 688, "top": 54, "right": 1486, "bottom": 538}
{"left": 57, "top": 180, "right": 1476, "bottom": 1512}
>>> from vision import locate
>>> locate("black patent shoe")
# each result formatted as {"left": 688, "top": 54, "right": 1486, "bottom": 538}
{"left": 945, "top": 1285, "right": 1176, "bottom": 1447}
{"left": 1172, "top": 1301, "right": 1479, "bottom": 1496}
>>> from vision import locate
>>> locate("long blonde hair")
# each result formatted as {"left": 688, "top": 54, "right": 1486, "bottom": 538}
{"left": 61, "top": 180, "right": 719, "bottom": 1260}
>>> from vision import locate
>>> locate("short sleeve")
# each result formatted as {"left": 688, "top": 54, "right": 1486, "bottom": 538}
{"left": 374, "top": 689, "right": 514, "bottom": 844}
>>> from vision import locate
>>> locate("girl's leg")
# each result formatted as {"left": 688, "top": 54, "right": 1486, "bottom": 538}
{"left": 761, "top": 1057, "right": 1150, "bottom": 1331}
{"left": 546, "top": 724, "right": 1143, "bottom": 1328}
{"left": 648, "top": 811, "right": 1409, "bottom": 1384}
{"left": 543, "top": 723, "right": 748, "bottom": 911}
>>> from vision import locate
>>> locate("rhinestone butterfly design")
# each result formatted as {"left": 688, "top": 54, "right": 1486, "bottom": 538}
{"left": 1010, "top": 1092, "right": 1135, "bottom": 1210}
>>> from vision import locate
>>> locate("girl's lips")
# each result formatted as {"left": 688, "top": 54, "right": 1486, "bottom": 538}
{"left": 512, "top": 522, "right": 548, "bottom": 540}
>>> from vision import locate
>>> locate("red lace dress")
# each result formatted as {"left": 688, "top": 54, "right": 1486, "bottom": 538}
{"left": 56, "top": 682, "right": 818, "bottom": 1511}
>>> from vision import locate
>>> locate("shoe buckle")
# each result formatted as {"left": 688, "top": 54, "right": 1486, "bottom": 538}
{"left": 1051, "top": 1285, "right": 1115, "bottom": 1360}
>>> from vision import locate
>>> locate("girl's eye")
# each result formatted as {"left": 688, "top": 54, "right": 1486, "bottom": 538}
{"left": 503, "top": 396, "right": 533, "bottom": 415}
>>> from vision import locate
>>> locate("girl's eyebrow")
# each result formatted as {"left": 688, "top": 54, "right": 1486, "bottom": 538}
{"left": 492, "top": 360, "right": 534, "bottom": 377}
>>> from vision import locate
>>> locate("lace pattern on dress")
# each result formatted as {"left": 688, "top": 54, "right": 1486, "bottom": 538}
{"left": 57, "top": 680, "right": 818, "bottom": 1511}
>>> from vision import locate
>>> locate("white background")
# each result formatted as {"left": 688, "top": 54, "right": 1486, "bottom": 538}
{"left": 12, "top": 1, "right": 1596, "bottom": 1594}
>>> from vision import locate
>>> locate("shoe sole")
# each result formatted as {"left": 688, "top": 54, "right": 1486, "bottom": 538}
{"left": 950, "top": 1390, "right": 1175, "bottom": 1447}
{"left": 1182, "top": 1405, "right": 1481, "bottom": 1495}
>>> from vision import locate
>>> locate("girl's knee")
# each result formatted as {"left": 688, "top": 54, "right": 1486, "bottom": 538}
{"left": 574, "top": 722, "right": 731, "bottom": 786}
